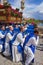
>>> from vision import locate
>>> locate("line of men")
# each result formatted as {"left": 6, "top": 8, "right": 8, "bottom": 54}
{"left": 0, "top": 23, "right": 39, "bottom": 65}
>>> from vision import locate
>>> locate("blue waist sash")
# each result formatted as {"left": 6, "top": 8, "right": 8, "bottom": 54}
{"left": 0, "top": 39, "right": 3, "bottom": 44}
{"left": 29, "top": 45, "right": 36, "bottom": 53}
{"left": 17, "top": 44, "right": 23, "bottom": 53}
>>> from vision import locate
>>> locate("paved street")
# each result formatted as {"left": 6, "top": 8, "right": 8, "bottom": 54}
{"left": 0, "top": 38, "right": 43, "bottom": 65}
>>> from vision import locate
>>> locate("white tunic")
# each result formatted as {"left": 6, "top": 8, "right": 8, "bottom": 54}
{"left": 13, "top": 33, "right": 25, "bottom": 46}
{"left": 24, "top": 36, "right": 39, "bottom": 65}
{"left": 26, "top": 36, "right": 39, "bottom": 47}
{"left": 3, "top": 31, "right": 14, "bottom": 56}
{"left": 12, "top": 32, "right": 26, "bottom": 62}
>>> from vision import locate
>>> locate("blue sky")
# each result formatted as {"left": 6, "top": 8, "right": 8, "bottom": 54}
{"left": 8, "top": 0, "right": 43, "bottom": 20}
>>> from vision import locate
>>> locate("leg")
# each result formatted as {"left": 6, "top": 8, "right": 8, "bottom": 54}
{"left": 12, "top": 45, "right": 22, "bottom": 62}
{"left": 12, "top": 45, "right": 16, "bottom": 62}
{"left": 25, "top": 46, "right": 34, "bottom": 65}
{"left": 3, "top": 43, "right": 11, "bottom": 56}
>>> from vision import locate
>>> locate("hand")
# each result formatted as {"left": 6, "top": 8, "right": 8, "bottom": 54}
{"left": 24, "top": 35, "right": 27, "bottom": 38}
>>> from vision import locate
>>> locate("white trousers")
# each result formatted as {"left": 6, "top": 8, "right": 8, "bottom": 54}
{"left": 24, "top": 46, "right": 34, "bottom": 65}
{"left": 12, "top": 45, "right": 22, "bottom": 62}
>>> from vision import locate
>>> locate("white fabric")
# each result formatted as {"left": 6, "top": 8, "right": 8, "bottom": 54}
{"left": 0, "top": 32, "right": 5, "bottom": 38}
{"left": 0, "top": 45, "right": 3, "bottom": 52}
{"left": 5, "top": 32, "right": 14, "bottom": 43}
{"left": 24, "top": 28, "right": 27, "bottom": 31}
{"left": 24, "top": 36, "right": 39, "bottom": 65}
{"left": 26, "top": 36, "right": 39, "bottom": 46}
{"left": 12, "top": 45, "right": 22, "bottom": 62}
{"left": 3, "top": 32, "right": 14, "bottom": 56}
{"left": 13, "top": 33, "right": 25, "bottom": 46}
{"left": 3, "top": 42, "right": 11, "bottom": 56}
{"left": 24, "top": 46, "right": 34, "bottom": 65}
{"left": 12, "top": 33, "right": 25, "bottom": 62}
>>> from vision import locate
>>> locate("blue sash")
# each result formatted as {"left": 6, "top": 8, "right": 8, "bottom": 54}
{"left": 8, "top": 30, "right": 14, "bottom": 45}
{"left": 10, "top": 31, "right": 19, "bottom": 44}
{"left": 0, "top": 30, "right": 6, "bottom": 52}
{"left": 17, "top": 32, "right": 24, "bottom": 53}
{"left": 23, "top": 33, "right": 33, "bottom": 48}
{"left": 0, "top": 30, "right": 5, "bottom": 44}
{"left": 9, "top": 31, "right": 19, "bottom": 56}
{"left": 23, "top": 34, "right": 37, "bottom": 53}
{"left": 14, "top": 28, "right": 20, "bottom": 33}
{"left": 7, "top": 31, "right": 14, "bottom": 56}
{"left": 27, "top": 24, "right": 34, "bottom": 29}
{"left": 29, "top": 45, "right": 36, "bottom": 53}
{"left": 5, "top": 28, "right": 9, "bottom": 34}
{"left": 17, "top": 43, "right": 23, "bottom": 53}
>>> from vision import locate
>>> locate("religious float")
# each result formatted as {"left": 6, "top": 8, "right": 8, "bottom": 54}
{"left": 0, "top": 3, "right": 22, "bottom": 24}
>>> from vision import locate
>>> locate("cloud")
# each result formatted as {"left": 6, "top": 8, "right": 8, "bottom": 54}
{"left": 25, "top": 0, "right": 43, "bottom": 5}
{"left": 23, "top": 2, "right": 43, "bottom": 20}
{"left": 8, "top": 0, "right": 43, "bottom": 20}
{"left": 8, "top": 0, "right": 21, "bottom": 9}
{"left": 37, "top": 2, "right": 43, "bottom": 13}
{"left": 13, "top": 0, "right": 21, "bottom": 9}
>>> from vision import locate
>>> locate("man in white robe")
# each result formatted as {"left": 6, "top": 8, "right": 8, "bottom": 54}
{"left": 24, "top": 30, "right": 39, "bottom": 65}
{"left": 0, "top": 26, "right": 5, "bottom": 52}
{"left": 12, "top": 26, "right": 27, "bottom": 62}
{"left": 3, "top": 26, "right": 15, "bottom": 56}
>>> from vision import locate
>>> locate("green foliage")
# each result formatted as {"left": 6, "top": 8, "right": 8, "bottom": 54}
{"left": 11, "top": 11, "right": 18, "bottom": 17}
{"left": 11, "top": 11, "right": 14, "bottom": 16}
{"left": 27, "top": 19, "right": 32, "bottom": 23}
{"left": 34, "top": 20, "right": 39, "bottom": 23}
{"left": 14, "top": 14, "right": 18, "bottom": 17}
{"left": 27, "top": 19, "right": 39, "bottom": 23}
